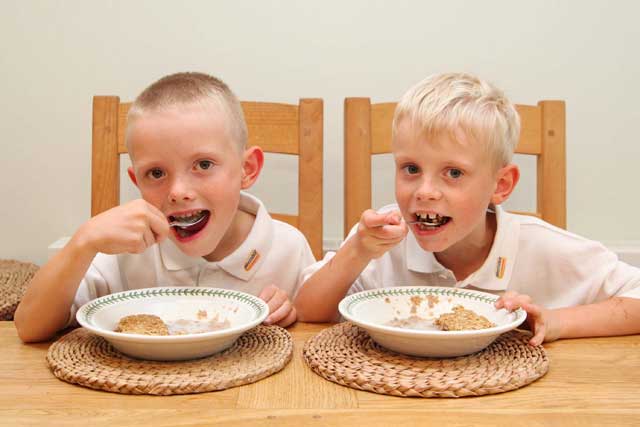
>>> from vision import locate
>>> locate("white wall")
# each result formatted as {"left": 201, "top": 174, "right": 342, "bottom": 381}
{"left": 1, "top": 0, "right": 639, "bottom": 266}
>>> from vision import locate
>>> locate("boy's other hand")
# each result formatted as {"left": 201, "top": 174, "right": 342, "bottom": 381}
{"left": 76, "top": 199, "right": 170, "bottom": 255}
{"left": 259, "top": 284, "right": 297, "bottom": 327}
{"left": 495, "top": 291, "right": 561, "bottom": 346}
{"left": 355, "top": 209, "right": 408, "bottom": 259}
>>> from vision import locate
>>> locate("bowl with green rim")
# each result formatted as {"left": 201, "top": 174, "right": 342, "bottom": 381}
{"left": 339, "top": 286, "right": 526, "bottom": 357}
{"left": 76, "top": 287, "right": 268, "bottom": 361}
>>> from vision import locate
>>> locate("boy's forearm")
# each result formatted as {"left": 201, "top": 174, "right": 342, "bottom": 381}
{"left": 552, "top": 296, "right": 640, "bottom": 339}
{"left": 295, "top": 237, "right": 373, "bottom": 322}
{"left": 14, "top": 235, "right": 97, "bottom": 343}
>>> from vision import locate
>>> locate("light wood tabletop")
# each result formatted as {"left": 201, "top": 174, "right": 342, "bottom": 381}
{"left": 1, "top": 321, "right": 638, "bottom": 426}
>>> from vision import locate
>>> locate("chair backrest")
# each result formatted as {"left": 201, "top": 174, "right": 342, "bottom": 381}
{"left": 343, "top": 98, "right": 566, "bottom": 237}
{"left": 92, "top": 96, "right": 323, "bottom": 259}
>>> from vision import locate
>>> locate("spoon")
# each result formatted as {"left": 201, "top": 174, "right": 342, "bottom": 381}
{"left": 169, "top": 215, "right": 207, "bottom": 228}
{"left": 373, "top": 220, "right": 438, "bottom": 227}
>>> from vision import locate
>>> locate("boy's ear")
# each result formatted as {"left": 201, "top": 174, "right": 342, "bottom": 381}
{"left": 241, "top": 146, "right": 264, "bottom": 189}
{"left": 491, "top": 163, "right": 519, "bottom": 205}
{"left": 127, "top": 167, "right": 139, "bottom": 188}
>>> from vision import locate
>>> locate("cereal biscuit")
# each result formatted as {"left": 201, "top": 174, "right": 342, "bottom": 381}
{"left": 115, "top": 314, "right": 169, "bottom": 335}
{"left": 435, "top": 305, "right": 495, "bottom": 331}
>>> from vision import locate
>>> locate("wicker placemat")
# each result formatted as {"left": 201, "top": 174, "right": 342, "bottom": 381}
{"left": 303, "top": 322, "right": 548, "bottom": 398}
{"left": 47, "top": 325, "right": 292, "bottom": 395}
{"left": 0, "top": 259, "right": 39, "bottom": 320}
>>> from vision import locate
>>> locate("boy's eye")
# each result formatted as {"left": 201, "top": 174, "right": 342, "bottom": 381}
{"left": 195, "top": 160, "right": 214, "bottom": 170}
{"left": 403, "top": 164, "right": 420, "bottom": 175}
{"left": 446, "top": 168, "right": 463, "bottom": 179}
{"left": 147, "top": 168, "right": 165, "bottom": 179}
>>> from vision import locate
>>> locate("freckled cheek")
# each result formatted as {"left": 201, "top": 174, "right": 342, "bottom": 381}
{"left": 141, "top": 190, "right": 167, "bottom": 209}
{"left": 394, "top": 182, "right": 409, "bottom": 203}
{"left": 395, "top": 185, "right": 415, "bottom": 217}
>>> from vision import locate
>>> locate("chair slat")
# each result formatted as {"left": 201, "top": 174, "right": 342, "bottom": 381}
{"left": 92, "top": 96, "right": 120, "bottom": 217}
{"left": 242, "top": 102, "right": 299, "bottom": 154}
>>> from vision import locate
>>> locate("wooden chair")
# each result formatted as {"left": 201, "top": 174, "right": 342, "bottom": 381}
{"left": 344, "top": 98, "right": 566, "bottom": 236}
{"left": 92, "top": 97, "right": 324, "bottom": 259}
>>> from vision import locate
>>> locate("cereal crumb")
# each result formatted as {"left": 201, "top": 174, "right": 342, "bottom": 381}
{"left": 434, "top": 305, "right": 495, "bottom": 331}
{"left": 426, "top": 295, "right": 439, "bottom": 308}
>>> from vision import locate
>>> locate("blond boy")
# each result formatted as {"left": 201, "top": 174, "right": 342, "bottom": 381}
{"left": 16, "top": 72, "right": 314, "bottom": 342}
{"left": 295, "top": 73, "right": 640, "bottom": 345}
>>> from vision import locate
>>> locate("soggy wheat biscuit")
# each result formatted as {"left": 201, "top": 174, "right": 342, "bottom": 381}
{"left": 435, "top": 305, "right": 495, "bottom": 331}
{"left": 115, "top": 314, "right": 169, "bottom": 335}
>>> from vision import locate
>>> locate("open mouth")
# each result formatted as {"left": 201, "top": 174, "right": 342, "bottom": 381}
{"left": 168, "top": 210, "right": 210, "bottom": 239}
{"left": 414, "top": 212, "right": 451, "bottom": 230}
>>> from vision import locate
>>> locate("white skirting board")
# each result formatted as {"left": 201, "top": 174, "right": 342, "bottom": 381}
{"left": 604, "top": 241, "right": 640, "bottom": 268}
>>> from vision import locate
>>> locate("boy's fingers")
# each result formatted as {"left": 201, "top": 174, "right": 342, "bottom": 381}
{"left": 384, "top": 211, "right": 402, "bottom": 225}
{"left": 374, "top": 226, "right": 407, "bottom": 242}
{"left": 142, "top": 228, "right": 156, "bottom": 249}
{"left": 275, "top": 306, "right": 297, "bottom": 328}
{"left": 529, "top": 320, "right": 546, "bottom": 346}
{"left": 258, "top": 284, "right": 278, "bottom": 302}
{"left": 501, "top": 290, "right": 519, "bottom": 300}
{"left": 146, "top": 207, "right": 170, "bottom": 240}
{"left": 503, "top": 294, "right": 533, "bottom": 311}
{"left": 362, "top": 209, "right": 397, "bottom": 228}
{"left": 522, "top": 302, "right": 541, "bottom": 317}
{"left": 370, "top": 218, "right": 408, "bottom": 241}
{"left": 260, "top": 286, "right": 288, "bottom": 316}
{"left": 264, "top": 300, "right": 292, "bottom": 325}
{"left": 497, "top": 291, "right": 517, "bottom": 308}
{"left": 520, "top": 302, "right": 545, "bottom": 346}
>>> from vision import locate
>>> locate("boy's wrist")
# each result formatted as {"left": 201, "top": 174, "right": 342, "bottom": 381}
{"left": 342, "top": 235, "right": 376, "bottom": 267}
{"left": 545, "top": 308, "right": 567, "bottom": 341}
{"left": 69, "top": 225, "right": 100, "bottom": 260}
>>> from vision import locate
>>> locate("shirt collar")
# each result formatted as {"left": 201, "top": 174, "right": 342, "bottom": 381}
{"left": 460, "top": 205, "right": 520, "bottom": 291}
{"left": 405, "top": 205, "right": 519, "bottom": 291}
{"left": 159, "top": 192, "right": 274, "bottom": 281}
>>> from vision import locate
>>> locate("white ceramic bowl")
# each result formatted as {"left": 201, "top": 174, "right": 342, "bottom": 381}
{"left": 76, "top": 287, "right": 268, "bottom": 361}
{"left": 339, "top": 286, "right": 526, "bottom": 357}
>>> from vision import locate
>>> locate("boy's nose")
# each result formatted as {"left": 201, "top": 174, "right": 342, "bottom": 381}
{"left": 168, "top": 178, "right": 195, "bottom": 203}
{"left": 415, "top": 178, "right": 442, "bottom": 201}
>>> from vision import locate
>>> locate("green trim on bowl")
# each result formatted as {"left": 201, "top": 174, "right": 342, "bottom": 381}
{"left": 344, "top": 287, "right": 498, "bottom": 315}
{"left": 81, "top": 288, "right": 266, "bottom": 323}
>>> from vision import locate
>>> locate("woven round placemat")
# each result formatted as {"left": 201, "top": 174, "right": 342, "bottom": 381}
{"left": 303, "top": 322, "right": 548, "bottom": 398}
{"left": 0, "top": 259, "right": 39, "bottom": 320}
{"left": 47, "top": 325, "right": 292, "bottom": 395}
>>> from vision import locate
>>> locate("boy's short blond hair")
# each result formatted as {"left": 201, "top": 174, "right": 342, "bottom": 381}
{"left": 127, "top": 72, "right": 248, "bottom": 151}
{"left": 392, "top": 73, "right": 520, "bottom": 168}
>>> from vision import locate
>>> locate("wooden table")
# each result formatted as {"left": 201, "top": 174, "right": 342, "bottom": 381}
{"left": 1, "top": 321, "right": 639, "bottom": 426}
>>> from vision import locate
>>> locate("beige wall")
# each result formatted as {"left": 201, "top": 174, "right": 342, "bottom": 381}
{"left": 2, "top": 0, "right": 639, "bottom": 266}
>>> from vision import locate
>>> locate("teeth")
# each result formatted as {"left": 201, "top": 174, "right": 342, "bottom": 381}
{"left": 172, "top": 210, "right": 204, "bottom": 221}
{"left": 416, "top": 212, "right": 441, "bottom": 222}
{"left": 415, "top": 212, "right": 448, "bottom": 226}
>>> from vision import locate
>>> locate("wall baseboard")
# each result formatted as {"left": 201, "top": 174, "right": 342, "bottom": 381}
{"left": 322, "top": 238, "right": 342, "bottom": 253}
{"left": 604, "top": 241, "right": 640, "bottom": 267}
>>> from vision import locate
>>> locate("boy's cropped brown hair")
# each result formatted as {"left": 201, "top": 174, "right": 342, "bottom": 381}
{"left": 127, "top": 72, "right": 248, "bottom": 151}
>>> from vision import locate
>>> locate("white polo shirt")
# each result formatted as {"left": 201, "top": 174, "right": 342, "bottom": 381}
{"left": 304, "top": 204, "right": 640, "bottom": 308}
{"left": 68, "top": 192, "right": 315, "bottom": 325}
